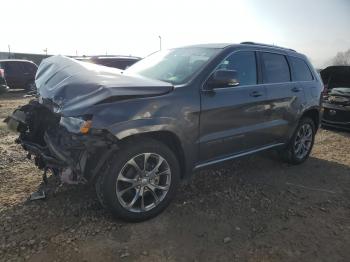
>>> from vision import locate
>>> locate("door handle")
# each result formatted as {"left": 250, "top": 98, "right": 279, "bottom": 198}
{"left": 291, "top": 87, "right": 301, "bottom": 92}
{"left": 249, "top": 91, "right": 263, "bottom": 97}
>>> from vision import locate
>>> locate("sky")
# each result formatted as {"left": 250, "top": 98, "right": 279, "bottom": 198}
{"left": 1, "top": 0, "right": 350, "bottom": 68}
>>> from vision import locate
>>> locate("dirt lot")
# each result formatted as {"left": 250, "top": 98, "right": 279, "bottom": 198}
{"left": 1, "top": 91, "right": 350, "bottom": 262}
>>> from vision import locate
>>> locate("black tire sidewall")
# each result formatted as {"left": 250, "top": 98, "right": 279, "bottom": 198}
{"left": 101, "top": 139, "right": 180, "bottom": 222}
{"left": 25, "top": 81, "right": 36, "bottom": 92}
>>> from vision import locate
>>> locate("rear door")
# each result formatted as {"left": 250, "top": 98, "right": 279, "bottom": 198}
{"left": 260, "top": 52, "right": 306, "bottom": 144}
{"left": 199, "top": 51, "right": 271, "bottom": 162}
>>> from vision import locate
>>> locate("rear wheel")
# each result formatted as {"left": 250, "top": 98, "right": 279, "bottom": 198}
{"left": 281, "top": 117, "right": 316, "bottom": 164}
{"left": 25, "top": 81, "right": 36, "bottom": 92}
{"left": 98, "top": 138, "right": 180, "bottom": 222}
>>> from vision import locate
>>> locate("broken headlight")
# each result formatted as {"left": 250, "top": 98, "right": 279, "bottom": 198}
{"left": 59, "top": 116, "right": 92, "bottom": 134}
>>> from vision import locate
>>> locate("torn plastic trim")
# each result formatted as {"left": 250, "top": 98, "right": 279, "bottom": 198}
{"left": 19, "top": 130, "right": 120, "bottom": 184}
{"left": 21, "top": 140, "right": 66, "bottom": 168}
{"left": 45, "top": 126, "right": 120, "bottom": 182}
{"left": 44, "top": 133, "right": 76, "bottom": 167}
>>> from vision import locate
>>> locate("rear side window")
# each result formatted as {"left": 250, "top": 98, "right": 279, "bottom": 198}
{"left": 4, "top": 62, "right": 23, "bottom": 74}
{"left": 289, "top": 57, "right": 313, "bottom": 81}
{"left": 261, "top": 53, "right": 290, "bottom": 83}
{"left": 217, "top": 51, "right": 257, "bottom": 86}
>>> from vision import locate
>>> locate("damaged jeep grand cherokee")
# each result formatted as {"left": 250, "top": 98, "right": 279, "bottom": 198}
{"left": 6, "top": 43, "right": 323, "bottom": 221}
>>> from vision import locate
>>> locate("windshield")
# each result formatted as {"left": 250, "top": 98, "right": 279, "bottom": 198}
{"left": 125, "top": 47, "right": 220, "bottom": 85}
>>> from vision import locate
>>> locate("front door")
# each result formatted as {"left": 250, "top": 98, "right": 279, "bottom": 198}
{"left": 199, "top": 51, "right": 271, "bottom": 162}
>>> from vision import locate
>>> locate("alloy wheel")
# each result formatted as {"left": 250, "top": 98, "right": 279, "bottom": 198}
{"left": 116, "top": 153, "right": 171, "bottom": 213}
{"left": 294, "top": 123, "right": 313, "bottom": 159}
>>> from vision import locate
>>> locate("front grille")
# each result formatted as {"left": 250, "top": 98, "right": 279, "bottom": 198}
{"left": 323, "top": 108, "right": 350, "bottom": 123}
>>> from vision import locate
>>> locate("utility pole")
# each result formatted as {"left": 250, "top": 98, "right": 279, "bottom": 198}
{"left": 158, "top": 35, "right": 162, "bottom": 51}
{"left": 7, "top": 45, "right": 11, "bottom": 58}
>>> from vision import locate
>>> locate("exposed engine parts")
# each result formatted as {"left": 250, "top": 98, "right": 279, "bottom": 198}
{"left": 5, "top": 100, "right": 118, "bottom": 186}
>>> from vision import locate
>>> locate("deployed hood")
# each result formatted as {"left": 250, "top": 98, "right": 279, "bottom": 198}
{"left": 35, "top": 55, "right": 173, "bottom": 113}
{"left": 320, "top": 66, "right": 350, "bottom": 90}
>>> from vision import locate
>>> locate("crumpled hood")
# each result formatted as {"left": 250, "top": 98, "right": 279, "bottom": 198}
{"left": 35, "top": 55, "right": 173, "bottom": 114}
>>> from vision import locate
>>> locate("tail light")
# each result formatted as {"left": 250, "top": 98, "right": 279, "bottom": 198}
{"left": 0, "top": 69, "right": 4, "bottom": 78}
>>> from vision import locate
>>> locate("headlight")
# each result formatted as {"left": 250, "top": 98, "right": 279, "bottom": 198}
{"left": 60, "top": 116, "right": 92, "bottom": 134}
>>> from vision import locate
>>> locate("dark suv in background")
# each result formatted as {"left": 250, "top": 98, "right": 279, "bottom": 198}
{"left": 0, "top": 60, "right": 38, "bottom": 91}
{"left": 320, "top": 66, "right": 350, "bottom": 130}
{"left": 6, "top": 42, "right": 323, "bottom": 221}
{"left": 74, "top": 55, "right": 141, "bottom": 69}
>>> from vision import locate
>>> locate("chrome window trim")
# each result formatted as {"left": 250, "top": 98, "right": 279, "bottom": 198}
{"left": 201, "top": 49, "right": 316, "bottom": 92}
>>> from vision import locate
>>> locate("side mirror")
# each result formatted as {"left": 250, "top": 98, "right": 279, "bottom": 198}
{"left": 206, "top": 69, "right": 239, "bottom": 89}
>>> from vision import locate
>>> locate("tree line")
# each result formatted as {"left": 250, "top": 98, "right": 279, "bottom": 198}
{"left": 330, "top": 49, "right": 350, "bottom": 65}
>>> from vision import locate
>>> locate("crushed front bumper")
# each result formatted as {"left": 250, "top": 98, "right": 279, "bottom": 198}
{"left": 5, "top": 101, "right": 119, "bottom": 183}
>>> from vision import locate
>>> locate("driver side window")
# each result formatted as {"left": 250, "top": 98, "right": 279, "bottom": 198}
{"left": 217, "top": 51, "right": 257, "bottom": 86}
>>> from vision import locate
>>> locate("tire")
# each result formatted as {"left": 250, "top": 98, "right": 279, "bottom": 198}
{"left": 25, "top": 81, "right": 36, "bottom": 92}
{"left": 281, "top": 117, "right": 316, "bottom": 165}
{"left": 98, "top": 138, "right": 180, "bottom": 222}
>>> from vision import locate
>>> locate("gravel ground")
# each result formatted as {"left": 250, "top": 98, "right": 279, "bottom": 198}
{"left": 1, "top": 91, "right": 350, "bottom": 262}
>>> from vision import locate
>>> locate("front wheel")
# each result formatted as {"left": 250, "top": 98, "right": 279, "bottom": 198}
{"left": 281, "top": 117, "right": 316, "bottom": 165}
{"left": 98, "top": 138, "right": 180, "bottom": 222}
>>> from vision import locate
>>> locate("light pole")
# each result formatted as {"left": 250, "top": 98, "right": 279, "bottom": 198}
{"left": 8, "top": 45, "right": 11, "bottom": 58}
{"left": 158, "top": 35, "right": 162, "bottom": 51}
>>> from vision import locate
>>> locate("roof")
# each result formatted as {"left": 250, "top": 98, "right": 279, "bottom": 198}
{"left": 177, "top": 42, "right": 298, "bottom": 54}
{"left": 239, "top": 42, "right": 296, "bottom": 52}
{"left": 0, "top": 59, "right": 37, "bottom": 63}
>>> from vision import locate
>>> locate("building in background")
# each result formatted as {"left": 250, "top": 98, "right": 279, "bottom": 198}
{"left": 0, "top": 52, "right": 49, "bottom": 65}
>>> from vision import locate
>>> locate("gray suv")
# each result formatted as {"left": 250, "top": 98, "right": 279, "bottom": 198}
{"left": 6, "top": 42, "right": 323, "bottom": 221}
